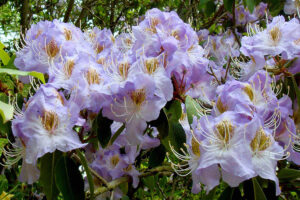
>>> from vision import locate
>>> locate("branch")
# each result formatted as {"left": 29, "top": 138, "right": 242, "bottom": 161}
{"left": 72, "top": 153, "right": 108, "bottom": 187}
{"left": 20, "top": 0, "right": 30, "bottom": 35}
{"left": 86, "top": 166, "right": 173, "bottom": 199}
{"left": 202, "top": 5, "right": 224, "bottom": 29}
{"left": 75, "top": 0, "right": 96, "bottom": 28}
{"left": 63, "top": 0, "right": 75, "bottom": 23}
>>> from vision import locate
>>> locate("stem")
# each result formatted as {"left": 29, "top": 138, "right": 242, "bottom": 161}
{"left": 208, "top": 67, "right": 221, "bottom": 85}
{"left": 86, "top": 166, "right": 173, "bottom": 199}
{"left": 75, "top": 149, "right": 95, "bottom": 200}
{"left": 223, "top": 57, "right": 231, "bottom": 82}
{"left": 108, "top": 123, "right": 125, "bottom": 146}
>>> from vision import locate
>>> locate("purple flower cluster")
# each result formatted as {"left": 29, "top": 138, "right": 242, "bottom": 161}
{"left": 9, "top": 6, "right": 300, "bottom": 197}
{"left": 227, "top": 2, "right": 268, "bottom": 26}
{"left": 171, "top": 16, "right": 300, "bottom": 195}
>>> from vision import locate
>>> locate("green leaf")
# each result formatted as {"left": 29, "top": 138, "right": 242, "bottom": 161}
{"left": 218, "top": 187, "right": 234, "bottom": 200}
{"left": 278, "top": 168, "right": 300, "bottom": 181}
{"left": 0, "top": 68, "right": 45, "bottom": 84}
{"left": 204, "top": 1, "right": 217, "bottom": 16}
{"left": 76, "top": 149, "right": 94, "bottom": 199}
{"left": 0, "top": 42, "right": 10, "bottom": 65}
{"left": 5, "top": 54, "right": 16, "bottom": 69}
{"left": 245, "top": 0, "right": 255, "bottom": 13}
{"left": 39, "top": 151, "right": 62, "bottom": 200}
{"left": 203, "top": 187, "right": 216, "bottom": 200}
{"left": 164, "top": 100, "right": 182, "bottom": 122}
{"left": 0, "top": 138, "right": 8, "bottom": 156}
{"left": 143, "top": 176, "right": 155, "bottom": 191}
{"left": 168, "top": 122, "right": 186, "bottom": 152}
{"left": 149, "top": 144, "right": 166, "bottom": 168}
{"left": 0, "top": 101, "right": 13, "bottom": 123}
{"left": 149, "top": 110, "right": 169, "bottom": 139}
{"left": 223, "top": 0, "right": 234, "bottom": 12}
{"left": 162, "top": 100, "right": 186, "bottom": 152}
{"left": 55, "top": 156, "right": 85, "bottom": 200}
{"left": 185, "top": 96, "right": 202, "bottom": 124}
{"left": 252, "top": 178, "right": 267, "bottom": 200}
{"left": 93, "top": 110, "right": 113, "bottom": 148}
{"left": 108, "top": 123, "right": 125, "bottom": 146}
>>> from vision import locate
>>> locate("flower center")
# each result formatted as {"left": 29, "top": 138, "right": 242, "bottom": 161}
{"left": 46, "top": 40, "right": 59, "bottom": 58}
{"left": 41, "top": 111, "right": 59, "bottom": 133}
{"left": 64, "top": 28, "right": 72, "bottom": 40}
{"left": 146, "top": 18, "right": 160, "bottom": 33}
{"left": 250, "top": 128, "right": 271, "bottom": 152}
{"left": 110, "top": 155, "right": 120, "bottom": 167}
{"left": 123, "top": 164, "right": 132, "bottom": 172}
{"left": 243, "top": 84, "right": 254, "bottom": 101}
{"left": 216, "top": 97, "right": 228, "bottom": 114}
{"left": 191, "top": 137, "right": 200, "bottom": 157}
{"left": 96, "top": 44, "right": 105, "bottom": 54}
{"left": 63, "top": 59, "right": 75, "bottom": 78}
{"left": 118, "top": 62, "right": 130, "bottom": 80}
{"left": 145, "top": 58, "right": 159, "bottom": 74}
{"left": 215, "top": 120, "right": 234, "bottom": 144}
{"left": 269, "top": 26, "right": 281, "bottom": 45}
{"left": 130, "top": 89, "right": 146, "bottom": 106}
{"left": 85, "top": 68, "right": 100, "bottom": 85}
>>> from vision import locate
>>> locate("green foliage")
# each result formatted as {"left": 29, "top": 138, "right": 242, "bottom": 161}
{"left": 39, "top": 151, "right": 62, "bottom": 200}
{"left": 148, "top": 144, "right": 166, "bottom": 168}
{"left": 224, "top": 0, "right": 235, "bottom": 12}
{"left": 93, "top": 110, "right": 113, "bottom": 148}
{"left": 163, "top": 100, "right": 186, "bottom": 152}
{"left": 185, "top": 96, "right": 203, "bottom": 124}
{"left": 55, "top": 155, "right": 85, "bottom": 200}
{"left": 0, "top": 68, "right": 45, "bottom": 84}
{"left": 0, "top": 101, "right": 13, "bottom": 123}
{"left": 0, "top": 42, "right": 10, "bottom": 65}
{"left": 252, "top": 178, "right": 267, "bottom": 200}
{"left": 278, "top": 168, "right": 300, "bottom": 181}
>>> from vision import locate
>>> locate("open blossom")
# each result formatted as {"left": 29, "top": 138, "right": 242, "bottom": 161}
{"left": 284, "top": 0, "right": 300, "bottom": 15}
{"left": 103, "top": 74, "right": 166, "bottom": 144}
{"left": 241, "top": 16, "right": 300, "bottom": 59}
{"left": 15, "top": 20, "right": 92, "bottom": 74}
{"left": 12, "top": 84, "right": 86, "bottom": 164}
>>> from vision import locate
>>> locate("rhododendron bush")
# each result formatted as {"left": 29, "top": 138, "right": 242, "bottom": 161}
{"left": 0, "top": 0, "right": 300, "bottom": 199}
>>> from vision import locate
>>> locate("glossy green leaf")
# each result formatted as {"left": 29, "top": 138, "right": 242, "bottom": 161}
{"left": 39, "top": 151, "right": 62, "bottom": 200}
{"left": 93, "top": 110, "right": 113, "bottom": 148}
{"left": 278, "top": 168, "right": 300, "bottom": 181}
{"left": 143, "top": 176, "right": 155, "bottom": 191}
{"left": 0, "top": 68, "right": 45, "bottom": 84}
{"left": 55, "top": 156, "right": 85, "bottom": 200}
{"left": 245, "top": 0, "right": 255, "bottom": 13}
{"left": 76, "top": 149, "right": 94, "bottom": 199}
{"left": 252, "top": 178, "right": 267, "bottom": 200}
{"left": 223, "top": 0, "right": 234, "bottom": 12}
{"left": 218, "top": 186, "right": 234, "bottom": 200}
{"left": 0, "top": 42, "right": 10, "bottom": 66}
{"left": 164, "top": 100, "right": 182, "bottom": 122}
{"left": 0, "top": 101, "right": 13, "bottom": 123}
{"left": 149, "top": 110, "right": 169, "bottom": 139}
{"left": 185, "top": 96, "right": 202, "bottom": 124}
{"left": 168, "top": 122, "right": 186, "bottom": 152}
{"left": 0, "top": 138, "right": 8, "bottom": 157}
{"left": 149, "top": 144, "right": 166, "bottom": 168}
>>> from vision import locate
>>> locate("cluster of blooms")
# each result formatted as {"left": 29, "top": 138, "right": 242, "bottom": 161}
{"left": 171, "top": 13, "right": 300, "bottom": 195}
{"left": 227, "top": 2, "right": 268, "bottom": 26}
{"left": 7, "top": 4, "right": 300, "bottom": 198}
